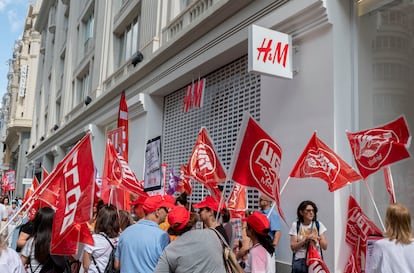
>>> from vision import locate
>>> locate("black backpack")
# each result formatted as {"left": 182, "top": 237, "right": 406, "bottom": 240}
{"left": 91, "top": 235, "right": 119, "bottom": 273}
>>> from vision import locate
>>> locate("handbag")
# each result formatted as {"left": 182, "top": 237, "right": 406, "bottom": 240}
{"left": 210, "top": 228, "right": 243, "bottom": 273}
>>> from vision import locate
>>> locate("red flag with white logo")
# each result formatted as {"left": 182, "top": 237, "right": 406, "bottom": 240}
{"left": 307, "top": 244, "right": 330, "bottom": 273}
{"left": 177, "top": 164, "right": 192, "bottom": 195}
{"left": 188, "top": 127, "right": 227, "bottom": 184}
{"left": 101, "top": 139, "right": 146, "bottom": 210}
{"left": 228, "top": 113, "right": 286, "bottom": 223}
{"left": 290, "top": 132, "right": 362, "bottom": 192}
{"left": 48, "top": 134, "right": 95, "bottom": 255}
{"left": 118, "top": 91, "right": 129, "bottom": 161}
{"left": 227, "top": 184, "right": 247, "bottom": 218}
{"left": 346, "top": 116, "right": 411, "bottom": 179}
{"left": 345, "top": 195, "right": 382, "bottom": 271}
{"left": 344, "top": 249, "right": 362, "bottom": 273}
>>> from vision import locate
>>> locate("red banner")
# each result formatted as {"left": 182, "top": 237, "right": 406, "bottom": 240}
{"left": 177, "top": 165, "right": 192, "bottom": 195}
{"left": 344, "top": 195, "right": 382, "bottom": 272}
{"left": 188, "top": 127, "right": 227, "bottom": 184}
{"left": 228, "top": 113, "right": 286, "bottom": 223}
{"left": 47, "top": 134, "right": 95, "bottom": 255}
{"left": 118, "top": 91, "right": 129, "bottom": 161}
{"left": 290, "top": 132, "right": 362, "bottom": 191}
{"left": 227, "top": 184, "right": 247, "bottom": 218}
{"left": 346, "top": 116, "right": 411, "bottom": 179}
{"left": 307, "top": 244, "right": 330, "bottom": 273}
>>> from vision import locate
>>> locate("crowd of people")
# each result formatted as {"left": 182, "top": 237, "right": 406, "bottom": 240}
{"left": 0, "top": 193, "right": 412, "bottom": 273}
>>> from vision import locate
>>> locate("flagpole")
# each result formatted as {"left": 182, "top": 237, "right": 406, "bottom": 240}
{"left": 216, "top": 180, "right": 229, "bottom": 223}
{"left": 280, "top": 176, "right": 291, "bottom": 196}
{"left": 0, "top": 201, "right": 34, "bottom": 236}
{"left": 363, "top": 180, "right": 385, "bottom": 231}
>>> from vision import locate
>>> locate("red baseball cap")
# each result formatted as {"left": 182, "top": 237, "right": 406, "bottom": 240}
{"left": 193, "top": 196, "right": 223, "bottom": 212}
{"left": 243, "top": 211, "right": 270, "bottom": 236}
{"left": 130, "top": 195, "right": 148, "bottom": 206}
{"left": 168, "top": 206, "right": 191, "bottom": 232}
{"left": 163, "top": 194, "right": 176, "bottom": 207}
{"left": 143, "top": 195, "right": 174, "bottom": 214}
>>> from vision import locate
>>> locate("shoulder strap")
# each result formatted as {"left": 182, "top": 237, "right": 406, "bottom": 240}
{"left": 91, "top": 255, "right": 102, "bottom": 273}
{"left": 210, "top": 227, "right": 230, "bottom": 249}
{"left": 315, "top": 221, "right": 320, "bottom": 235}
{"left": 100, "top": 233, "right": 115, "bottom": 250}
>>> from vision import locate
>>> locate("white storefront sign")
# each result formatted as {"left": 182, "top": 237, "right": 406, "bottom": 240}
{"left": 248, "top": 24, "right": 293, "bottom": 79}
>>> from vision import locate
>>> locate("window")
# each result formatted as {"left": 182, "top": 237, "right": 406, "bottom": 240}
{"left": 74, "top": 71, "right": 90, "bottom": 107}
{"left": 84, "top": 13, "right": 94, "bottom": 53}
{"left": 119, "top": 16, "right": 140, "bottom": 64}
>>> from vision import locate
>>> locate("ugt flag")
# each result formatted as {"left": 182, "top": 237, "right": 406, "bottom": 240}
{"left": 188, "top": 127, "right": 227, "bottom": 184}
{"left": 50, "top": 133, "right": 95, "bottom": 255}
{"left": 228, "top": 113, "right": 286, "bottom": 223}
{"left": 346, "top": 116, "right": 411, "bottom": 179}
{"left": 290, "top": 132, "right": 362, "bottom": 191}
{"left": 307, "top": 244, "right": 330, "bottom": 273}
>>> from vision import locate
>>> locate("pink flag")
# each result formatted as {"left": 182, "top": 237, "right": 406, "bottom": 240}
{"left": 290, "top": 132, "right": 362, "bottom": 191}
{"left": 228, "top": 113, "right": 286, "bottom": 223}
{"left": 188, "top": 127, "right": 227, "bottom": 184}
{"left": 307, "top": 244, "right": 330, "bottom": 273}
{"left": 346, "top": 116, "right": 411, "bottom": 179}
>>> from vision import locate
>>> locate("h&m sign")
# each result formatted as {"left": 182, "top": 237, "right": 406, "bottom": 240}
{"left": 248, "top": 25, "right": 293, "bottom": 79}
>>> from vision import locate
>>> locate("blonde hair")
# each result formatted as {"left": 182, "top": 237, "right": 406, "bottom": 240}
{"left": 384, "top": 203, "right": 412, "bottom": 244}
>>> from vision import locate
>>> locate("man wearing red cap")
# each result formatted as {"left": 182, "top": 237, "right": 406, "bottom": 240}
{"left": 154, "top": 206, "right": 228, "bottom": 273}
{"left": 114, "top": 195, "right": 173, "bottom": 273}
{"left": 193, "top": 196, "right": 230, "bottom": 244}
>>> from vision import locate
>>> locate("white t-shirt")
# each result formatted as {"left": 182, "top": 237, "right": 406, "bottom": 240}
{"left": 0, "top": 247, "right": 26, "bottom": 273}
{"left": 84, "top": 233, "right": 118, "bottom": 273}
{"left": 366, "top": 238, "right": 414, "bottom": 273}
{"left": 244, "top": 244, "right": 275, "bottom": 273}
{"left": 21, "top": 238, "right": 42, "bottom": 273}
{"left": 0, "top": 204, "right": 7, "bottom": 220}
{"left": 288, "top": 221, "right": 327, "bottom": 259}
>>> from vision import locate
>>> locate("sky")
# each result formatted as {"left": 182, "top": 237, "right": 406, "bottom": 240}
{"left": 0, "top": 0, "right": 30, "bottom": 101}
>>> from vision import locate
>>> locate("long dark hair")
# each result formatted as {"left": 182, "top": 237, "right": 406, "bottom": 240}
{"left": 94, "top": 205, "right": 120, "bottom": 238}
{"left": 247, "top": 224, "right": 275, "bottom": 255}
{"left": 296, "top": 200, "right": 318, "bottom": 223}
{"left": 33, "top": 207, "right": 55, "bottom": 264}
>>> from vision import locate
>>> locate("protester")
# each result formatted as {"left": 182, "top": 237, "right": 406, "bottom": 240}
{"left": 16, "top": 218, "right": 33, "bottom": 252}
{"left": 289, "top": 200, "right": 327, "bottom": 273}
{"left": 154, "top": 206, "right": 227, "bottom": 273}
{"left": 193, "top": 196, "right": 230, "bottom": 244}
{"left": 118, "top": 210, "right": 134, "bottom": 232}
{"left": 83, "top": 204, "right": 120, "bottom": 273}
{"left": 0, "top": 198, "right": 7, "bottom": 238}
{"left": 7, "top": 200, "right": 20, "bottom": 247}
{"left": 21, "top": 207, "right": 65, "bottom": 273}
{"left": 130, "top": 195, "right": 147, "bottom": 222}
{"left": 87, "top": 199, "right": 104, "bottom": 233}
{"left": 0, "top": 233, "right": 25, "bottom": 273}
{"left": 366, "top": 203, "right": 414, "bottom": 272}
{"left": 242, "top": 211, "right": 275, "bottom": 273}
{"left": 258, "top": 194, "right": 281, "bottom": 249}
{"left": 114, "top": 195, "right": 173, "bottom": 273}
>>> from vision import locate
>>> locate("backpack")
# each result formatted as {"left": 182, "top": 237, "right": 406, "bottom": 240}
{"left": 91, "top": 235, "right": 119, "bottom": 273}
{"left": 295, "top": 220, "right": 323, "bottom": 259}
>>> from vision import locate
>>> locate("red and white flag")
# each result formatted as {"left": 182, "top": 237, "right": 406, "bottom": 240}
{"left": 118, "top": 91, "right": 129, "bottom": 161}
{"left": 188, "top": 127, "right": 227, "bottom": 184}
{"left": 344, "top": 195, "right": 382, "bottom": 272}
{"left": 177, "top": 164, "right": 192, "bottom": 195}
{"left": 307, "top": 244, "right": 330, "bottom": 273}
{"left": 101, "top": 139, "right": 146, "bottom": 210}
{"left": 46, "top": 134, "right": 95, "bottom": 255}
{"left": 228, "top": 113, "right": 286, "bottom": 223}
{"left": 227, "top": 184, "right": 247, "bottom": 219}
{"left": 42, "top": 167, "right": 49, "bottom": 182}
{"left": 344, "top": 249, "right": 361, "bottom": 273}
{"left": 346, "top": 116, "right": 411, "bottom": 179}
{"left": 383, "top": 167, "right": 396, "bottom": 203}
{"left": 290, "top": 132, "right": 362, "bottom": 192}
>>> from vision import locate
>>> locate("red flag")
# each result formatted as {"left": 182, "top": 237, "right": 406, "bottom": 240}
{"left": 42, "top": 167, "right": 49, "bottom": 182}
{"left": 227, "top": 184, "right": 247, "bottom": 218}
{"left": 205, "top": 184, "right": 222, "bottom": 202}
{"left": 344, "top": 249, "right": 361, "bottom": 273}
{"left": 290, "top": 132, "right": 362, "bottom": 191}
{"left": 345, "top": 196, "right": 382, "bottom": 257}
{"left": 228, "top": 113, "right": 286, "bottom": 223}
{"left": 101, "top": 139, "right": 146, "bottom": 210}
{"left": 346, "top": 116, "right": 411, "bottom": 179}
{"left": 383, "top": 167, "right": 396, "bottom": 203}
{"left": 47, "top": 134, "right": 95, "bottom": 255}
{"left": 188, "top": 127, "right": 227, "bottom": 184}
{"left": 118, "top": 91, "right": 129, "bottom": 161}
{"left": 307, "top": 244, "right": 330, "bottom": 273}
{"left": 23, "top": 176, "right": 40, "bottom": 205}
{"left": 177, "top": 165, "right": 192, "bottom": 195}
